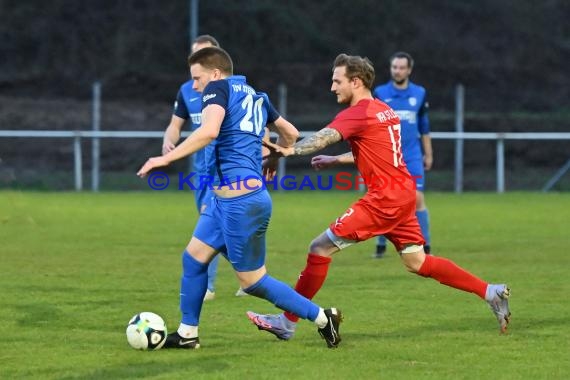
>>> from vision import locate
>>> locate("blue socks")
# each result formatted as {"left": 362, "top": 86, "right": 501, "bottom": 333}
{"left": 416, "top": 209, "right": 430, "bottom": 246}
{"left": 243, "top": 274, "right": 320, "bottom": 322}
{"left": 180, "top": 251, "right": 208, "bottom": 325}
{"left": 179, "top": 251, "right": 322, "bottom": 324}
{"left": 376, "top": 235, "right": 387, "bottom": 247}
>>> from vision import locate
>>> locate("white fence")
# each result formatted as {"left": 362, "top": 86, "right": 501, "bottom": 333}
{"left": 0, "top": 130, "right": 569, "bottom": 192}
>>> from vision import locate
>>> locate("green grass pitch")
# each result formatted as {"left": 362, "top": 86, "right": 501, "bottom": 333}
{"left": 1, "top": 191, "right": 569, "bottom": 379}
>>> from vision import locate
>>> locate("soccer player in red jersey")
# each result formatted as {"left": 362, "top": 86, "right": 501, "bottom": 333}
{"left": 247, "top": 54, "right": 511, "bottom": 342}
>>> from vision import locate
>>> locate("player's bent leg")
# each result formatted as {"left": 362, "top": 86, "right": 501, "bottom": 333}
{"left": 246, "top": 232, "right": 339, "bottom": 340}
{"left": 239, "top": 270, "right": 319, "bottom": 321}
{"left": 281, "top": 231, "right": 339, "bottom": 324}
{"left": 237, "top": 267, "right": 297, "bottom": 340}
{"left": 240, "top": 268, "right": 343, "bottom": 348}
{"left": 402, "top": 248, "right": 511, "bottom": 333}
{"left": 415, "top": 254, "right": 488, "bottom": 298}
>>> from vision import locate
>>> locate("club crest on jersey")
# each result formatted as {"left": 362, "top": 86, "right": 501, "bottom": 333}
{"left": 409, "top": 97, "right": 417, "bottom": 106}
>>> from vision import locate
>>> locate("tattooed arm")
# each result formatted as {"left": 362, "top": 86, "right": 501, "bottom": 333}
{"left": 293, "top": 128, "right": 343, "bottom": 156}
{"left": 262, "top": 127, "right": 343, "bottom": 158}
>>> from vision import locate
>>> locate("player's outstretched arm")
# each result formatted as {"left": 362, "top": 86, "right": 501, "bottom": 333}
{"left": 262, "top": 127, "right": 342, "bottom": 158}
{"left": 137, "top": 105, "right": 224, "bottom": 177}
{"left": 335, "top": 152, "right": 355, "bottom": 164}
{"left": 163, "top": 104, "right": 223, "bottom": 162}
{"left": 268, "top": 116, "right": 299, "bottom": 147}
{"left": 293, "top": 127, "right": 342, "bottom": 156}
{"left": 311, "top": 152, "right": 354, "bottom": 171}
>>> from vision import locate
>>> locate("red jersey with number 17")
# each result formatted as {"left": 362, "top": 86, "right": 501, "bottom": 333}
{"left": 327, "top": 98, "right": 416, "bottom": 207}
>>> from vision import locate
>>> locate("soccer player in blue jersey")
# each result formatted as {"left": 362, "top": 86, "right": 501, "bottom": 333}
{"left": 162, "top": 35, "right": 221, "bottom": 301}
{"left": 138, "top": 46, "right": 343, "bottom": 349}
{"left": 372, "top": 52, "right": 433, "bottom": 257}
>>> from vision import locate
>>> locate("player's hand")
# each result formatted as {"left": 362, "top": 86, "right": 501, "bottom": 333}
{"left": 423, "top": 154, "right": 433, "bottom": 171}
{"left": 137, "top": 156, "right": 170, "bottom": 178}
{"left": 262, "top": 157, "right": 279, "bottom": 181}
{"left": 262, "top": 140, "right": 294, "bottom": 158}
{"left": 162, "top": 141, "right": 175, "bottom": 155}
{"left": 311, "top": 155, "right": 337, "bottom": 171}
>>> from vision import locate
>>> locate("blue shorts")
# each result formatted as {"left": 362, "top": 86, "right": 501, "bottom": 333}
{"left": 194, "top": 185, "right": 214, "bottom": 213}
{"left": 193, "top": 188, "right": 272, "bottom": 271}
{"left": 405, "top": 158, "right": 425, "bottom": 191}
{"left": 191, "top": 173, "right": 214, "bottom": 213}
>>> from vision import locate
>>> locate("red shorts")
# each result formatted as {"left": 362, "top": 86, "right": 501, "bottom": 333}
{"left": 329, "top": 196, "right": 425, "bottom": 252}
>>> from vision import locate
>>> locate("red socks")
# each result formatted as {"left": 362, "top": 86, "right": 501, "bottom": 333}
{"left": 284, "top": 253, "right": 332, "bottom": 322}
{"left": 417, "top": 254, "right": 487, "bottom": 299}
{"left": 283, "top": 253, "right": 487, "bottom": 324}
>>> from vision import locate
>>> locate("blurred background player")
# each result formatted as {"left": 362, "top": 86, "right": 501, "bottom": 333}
{"left": 162, "top": 35, "right": 221, "bottom": 301}
{"left": 139, "top": 46, "right": 343, "bottom": 349}
{"left": 372, "top": 51, "right": 433, "bottom": 258}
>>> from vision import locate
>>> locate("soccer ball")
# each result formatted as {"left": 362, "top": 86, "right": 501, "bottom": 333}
{"left": 126, "top": 312, "right": 167, "bottom": 350}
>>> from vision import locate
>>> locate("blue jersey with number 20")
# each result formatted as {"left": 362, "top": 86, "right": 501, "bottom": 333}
{"left": 201, "top": 75, "right": 279, "bottom": 186}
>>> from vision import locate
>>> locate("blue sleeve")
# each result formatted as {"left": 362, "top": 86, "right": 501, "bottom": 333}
{"left": 173, "top": 90, "right": 189, "bottom": 119}
{"left": 418, "top": 94, "right": 430, "bottom": 135}
{"left": 260, "top": 93, "right": 280, "bottom": 123}
{"left": 202, "top": 80, "right": 229, "bottom": 109}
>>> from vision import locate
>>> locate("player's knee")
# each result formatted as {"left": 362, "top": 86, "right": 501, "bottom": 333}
{"left": 307, "top": 231, "right": 337, "bottom": 256}
{"left": 182, "top": 251, "right": 208, "bottom": 276}
{"left": 403, "top": 261, "right": 421, "bottom": 273}
{"left": 400, "top": 246, "right": 425, "bottom": 273}
{"left": 236, "top": 267, "right": 266, "bottom": 290}
{"left": 308, "top": 240, "right": 329, "bottom": 255}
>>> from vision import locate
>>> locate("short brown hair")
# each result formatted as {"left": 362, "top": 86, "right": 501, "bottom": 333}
{"left": 333, "top": 54, "right": 375, "bottom": 89}
{"left": 188, "top": 47, "right": 233, "bottom": 75}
